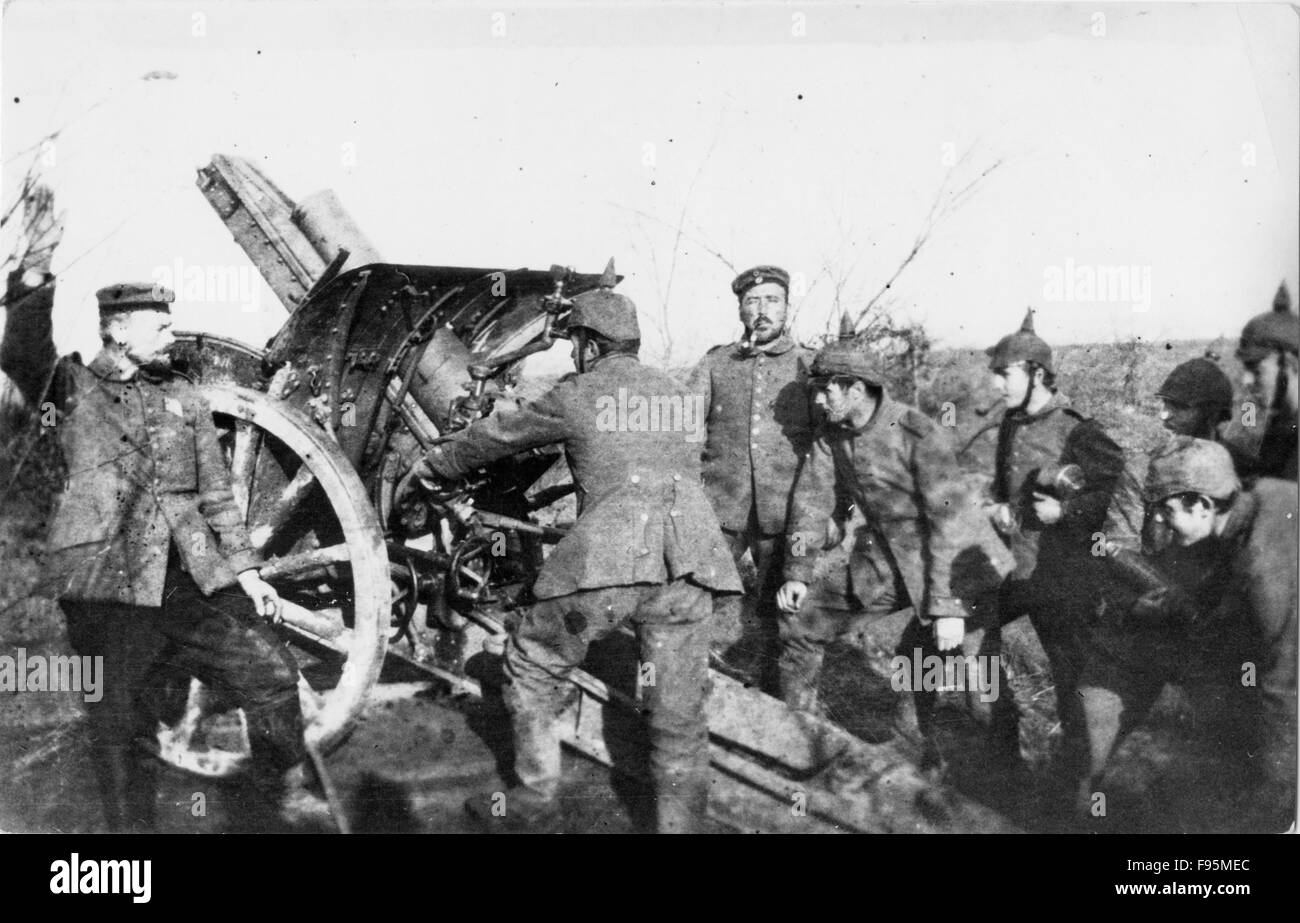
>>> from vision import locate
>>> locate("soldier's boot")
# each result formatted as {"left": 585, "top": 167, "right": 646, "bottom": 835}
{"left": 240, "top": 696, "right": 331, "bottom": 830}
{"left": 463, "top": 784, "right": 562, "bottom": 833}
{"left": 653, "top": 767, "right": 709, "bottom": 834}
{"left": 97, "top": 744, "right": 157, "bottom": 833}
{"left": 777, "top": 642, "right": 825, "bottom": 714}
{"left": 464, "top": 713, "right": 563, "bottom": 832}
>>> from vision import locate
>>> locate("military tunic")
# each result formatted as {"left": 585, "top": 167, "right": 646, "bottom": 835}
{"left": 421, "top": 354, "right": 741, "bottom": 600}
{"left": 785, "top": 395, "right": 1012, "bottom": 618}
{"left": 686, "top": 333, "right": 817, "bottom": 534}
{"left": 0, "top": 276, "right": 259, "bottom": 605}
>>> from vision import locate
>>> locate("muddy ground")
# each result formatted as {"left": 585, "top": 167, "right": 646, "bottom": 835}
{"left": 0, "top": 339, "right": 1287, "bottom": 834}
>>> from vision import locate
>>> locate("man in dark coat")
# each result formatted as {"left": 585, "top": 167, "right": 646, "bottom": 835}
{"left": 414, "top": 287, "right": 741, "bottom": 833}
{"left": 776, "top": 339, "right": 1018, "bottom": 767}
{"left": 0, "top": 273, "right": 302, "bottom": 831}
{"left": 686, "top": 266, "right": 818, "bottom": 684}
{"left": 1079, "top": 438, "right": 1297, "bottom": 830}
{"left": 963, "top": 309, "right": 1128, "bottom": 795}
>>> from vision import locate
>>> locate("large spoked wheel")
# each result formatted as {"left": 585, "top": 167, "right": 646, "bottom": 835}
{"left": 150, "top": 384, "right": 389, "bottom": 778}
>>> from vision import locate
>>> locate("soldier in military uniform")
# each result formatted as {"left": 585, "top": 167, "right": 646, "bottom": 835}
{"left": 1079, "top": 438, "right": 1297, "bottom": 830}
{"left": 1156, "top": 356, "right": 1234, "bottom": 440}
{"left": 414, "top": 288, "right": 741, "bottom": 833}
{"left": 0, "top": 275, "right": 306, "bottom": 832}
{"left": 686, "top": 265, "right": 818, "bottom": 685}
{"left": 1222, "top": 283, "right": 1298, "bottom": 482}
{"left": 963, "top": 310, "right": 1127, "bottom": 794}
{"left": 775, "top": 339, "right": 1018, "bottom": 767}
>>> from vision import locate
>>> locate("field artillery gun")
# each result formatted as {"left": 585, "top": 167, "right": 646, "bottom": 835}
{"left": 156, "top": 155, "right": 1018, "bottom": 832}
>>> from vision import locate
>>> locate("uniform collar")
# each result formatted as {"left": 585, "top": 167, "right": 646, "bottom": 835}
{"left": 1008, "top": 389, "right": 1072, "bottom": 422}
{"left": 1216, "top": 490, "right": 1259, "bottom": 546}
{"left": 842, "top": 393, "right": 901, "bottom": 436}
{"left": 733, "top": 332, "right": 795, "bottom": 359}
{"left": 87, "top": 348, "right": 169, "bottom": 383}
{"left": 583, "top": 352, "right": 640, "bottom": 373}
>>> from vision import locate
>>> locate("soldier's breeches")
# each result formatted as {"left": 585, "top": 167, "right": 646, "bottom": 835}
{"left": 504, "top": 580, "right": 714, "bottom": 832}
{"left": 777, "top": 588, "right": 886, "bottom": 713}
{"left": 1256, "top": 601, "right": 1298, "bottom": 794}
{"left": 715, "top": 521, "right": 782, "bottom": 684}
{"left": 896, "top": 614, "right": 1020, "bottom": 762}
{"left": 61, "top": 566, "right": 305, "bottom": 829}
{"left": 1077, "top": 656, "right": 1166, "bottom": 785}
{"left": 638, "top": 613, "right": 712, "bottom": 833}
{"left": 154, "top": 572, "right": 305, "bottom": 770}
{"left": 62, "top": 601, "right": 166, "bottom": 831}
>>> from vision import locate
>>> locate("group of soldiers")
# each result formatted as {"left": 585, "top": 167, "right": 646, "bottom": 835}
{"left": 2, "top": 256, "right": 1295, "bottom": 834}
{"left": 419, "top": 265, "right": 1298, "bottom": 833}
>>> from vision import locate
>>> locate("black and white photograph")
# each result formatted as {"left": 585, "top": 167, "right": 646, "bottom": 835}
{"left": 0, "top": 0, "right": 1295, "bottom": 852}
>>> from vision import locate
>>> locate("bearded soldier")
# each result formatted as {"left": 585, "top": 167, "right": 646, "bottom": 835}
{"left": 1223, "top": 282, "right": 1299, "bottom": 482}
{"left": 1079, "top": 438, "right": 1297, "bottom": 830}
{"left": 776, "top": 339, "right": 1017, "bottom": 768}
{"left": 963, "top": 309, "right": 1127, "bottom": 798}
{"left": 686, "top": 266, "right": 818, "bottom": 685}
{"left": 413, "top": 288, "right": 741, "bottom": 833}
{"left": 0, "top": 273, "right": 307, "bottom": 832}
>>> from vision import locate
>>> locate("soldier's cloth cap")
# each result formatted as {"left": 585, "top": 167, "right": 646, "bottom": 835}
{"left": 1145, "top": 436, "right": 1240, "bottom": 503}
{"left": 1156, "top": 357, "right": 1233, "bottom": 420}
{"left": 732, "top": 265, "right": 790, "bottom": 297}
{"left": 1237, "top": 282, "right": 1299, "bottom": 363}
{"left": 96, "top": 282, "right": 175, "bottom": 316}
{"left": 987, "top": 308, "right": 1053, "bottom": 373}
{"left": 808, "top": 339, "right": 884, "bottom": 388}
{"left": 568, "top": 288, "right": 641, "bottom": 342}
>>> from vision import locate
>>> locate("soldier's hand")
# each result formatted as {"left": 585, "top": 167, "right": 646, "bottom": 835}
{"left": 825, "top": 516, "right": 846, "bottom": 548}
{"left": 776, "top": 580, "right": 808, "bottom": 614}
{"left": 932, "top": 616, "right": 964, "bottom": 652}
{"left": 237, "top": 569, "right": 283, "bottom": 623}
{"left": 1031, "top": 491, "right": 1063, "bottom": 525}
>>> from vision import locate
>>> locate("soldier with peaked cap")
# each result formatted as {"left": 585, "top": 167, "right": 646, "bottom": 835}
{"left": 686, "top": 265, "right": 819, "bottom": 686}
{"left": 1078, "top": 438, "right": 1297, "bottom": 830}
{"left": 1222, "top": 282, "right": 1299, "bottom": 482}
{"left": 961, "top": 309, "right": 1128, "bottom": 803}
{"left": 414, "top": 285, "right": 741, "bottom": 833}
{"left": 776, "top": 338, "right": 1019, "bottom": 770}
{"left": 0, "top": 275, "right": 311, "bottom": 831}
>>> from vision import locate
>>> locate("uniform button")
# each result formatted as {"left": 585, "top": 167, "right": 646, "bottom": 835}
{"left": 640, "top": 547, "right": 650, "bottom": 555}
{"left": 640, "top": 513, "right": 649, "bottom": 522}
{"left": 631, "top": 475, "right": 640, "bottom": 484}
{"left": 670, "top": 510, "right": 679, "bottom": 517}
{"left": 751, "top": 442, "right": 759, "bottom": 449}
{"left": 752, "top": 413, "right": 760, "bottom": 421}
{"left": 672, "top": 474, "right": 681, "bottom": 481}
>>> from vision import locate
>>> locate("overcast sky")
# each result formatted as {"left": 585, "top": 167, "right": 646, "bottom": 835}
{"left": 2, "top": 1, "right": 1297, "bottom": 375}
